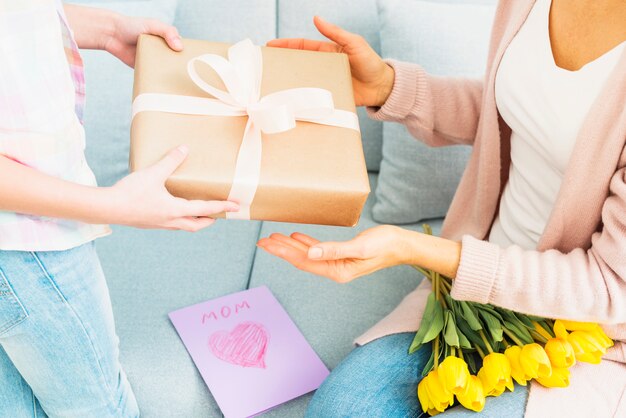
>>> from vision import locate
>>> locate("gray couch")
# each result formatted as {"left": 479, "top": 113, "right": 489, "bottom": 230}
{"left": 72, "top": 0, "right": 496, "bottom": 416}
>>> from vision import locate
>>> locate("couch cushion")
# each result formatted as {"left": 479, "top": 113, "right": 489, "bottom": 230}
{"left": 247, "top": 173, "right": 443, "bottom": 416}
{"left": 372, "top": 0, "right": 496, "bottom": 224}
{"left": 277, "top": 0, "right": 383, "bottom": 172}
{"left": 174, "top": 0, "right": 276, "bottom": 45}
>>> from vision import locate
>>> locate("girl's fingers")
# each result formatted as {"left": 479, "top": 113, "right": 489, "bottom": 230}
{"left": 290, "top": 232, "right": 321, "bottom": 247}
{"left": 148, "top": 145, "right": 189, "bottom": 179}
{"left": 180, "top": 200, "right": 240, "bottom": 217}
{"left": 144, "top": 19, "right": 183, "bottom": 51}
{"left": 268, "top": 233, "right": 310, "bottom": 252}
{"left": 171, "top": 216, "right": 215, "bottom": 232}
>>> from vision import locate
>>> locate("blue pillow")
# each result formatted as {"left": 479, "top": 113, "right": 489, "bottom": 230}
{"left": 373, "top": 0, "right": 496, "bottom": 224}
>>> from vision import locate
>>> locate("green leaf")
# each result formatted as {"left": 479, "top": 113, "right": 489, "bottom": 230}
{"left": 503, "top": 320, "right": 534, "bottom": 345}
{"left": 457, "top": 328, "right": 472, "bottom": 349}
{"left": 479, "top": 309, "right": 503, "bottom": 342}
{"left": 409, "top": 293, "right": 438, "bottom": 354}
{"left": 422, "top": 349, "right": 435, "bottom": 377}
{"left": 460, "top": 302, "right": 483, "bottom": 330}
{"left": 465, "top": 352, "right": 478, "bottom": 374}
{"left": 443, "top": 310, "right": 460, "bottom": 348}
{"left": 422, "top": 298, "right": 445, "bottom": 344}
{"left": 456, "top": 315, "right": 487, "bottom": 349}
{"left": 409, "top": 294, "right": 445, "bottom": 353}
{"left": 477, "top": 305, "right": 503, "bottom": 321}
{"left": 513, "top": 311, "right": 535, "bottom": 329}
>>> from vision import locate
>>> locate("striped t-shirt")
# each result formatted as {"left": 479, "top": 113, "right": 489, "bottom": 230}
{"left": 0, "top": 0, "right": 110, "bottom": 250}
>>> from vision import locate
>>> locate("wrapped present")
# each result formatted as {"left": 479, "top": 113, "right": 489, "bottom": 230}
{"left": 130, "top": 35, "right": 370, "bottom": 226}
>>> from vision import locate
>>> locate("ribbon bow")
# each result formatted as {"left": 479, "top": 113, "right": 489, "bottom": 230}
{"left": 132, "top": 39, "right": 360, "bottom": 219}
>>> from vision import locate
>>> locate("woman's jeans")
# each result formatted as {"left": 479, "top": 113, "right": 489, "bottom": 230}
{"left": 0, "top": 242, "right": 138, "bottom": 417}
{"left": 306, "top": 333, "right": 528, "bottom": 418}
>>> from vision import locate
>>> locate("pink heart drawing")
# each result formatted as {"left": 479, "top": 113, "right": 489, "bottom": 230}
{"left": 208, "top": 322, "right": 270, "bottom": 369}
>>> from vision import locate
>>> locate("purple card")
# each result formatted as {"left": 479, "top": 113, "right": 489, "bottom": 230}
{"left": 169, "top": 286, "right": 330, "bottom": 418}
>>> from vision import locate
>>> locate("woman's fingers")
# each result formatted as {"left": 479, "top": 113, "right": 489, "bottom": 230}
{"left": 148, "top": 145, "right": 189, "bottom": 179}
{"left": 290, "top": 232, "right": 320, "bottom": 247}
{"left": 268, "top": 233, "right": 310, "bottom": 252}
{"left": 267, "top": 38, "right": 340, "bottom": 53}
{"left": 307, "top": 239, "right": 366, "bottom": 261}
{"left": 313, "top": 16, "right": 360, "bottom": 50}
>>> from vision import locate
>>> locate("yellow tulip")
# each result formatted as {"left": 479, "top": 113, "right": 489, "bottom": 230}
{"left": 558, "top": 320, "right": 601, "bottom": 332}
{"left": 553, "top": 320, "right": 569, "bottom": 339}
{"left": 589, "top": 327, "right": 614, "bottom": 349}
{"left": 437, "top": 356, "right": 470, "bottom": 394}
{"left": 536, "top": 367, "right": 570, "bottom": 388}
{"left": 504, "top": 345, "right": 532, "bottom": 386}
{"left": 418, "top": 376, "right": 438, "bottom": 415}
{"left": 424, "top": 370, "right": 454, "bottom": 413}
{"left": 456, "top": 375, "right": 486, "bottom": 412}
{"left": 477, "top": 353, "right": 514, "bottom": 396}
{"left": 544, "top": 338, "right": 576, "bottom": 368}
{"left": 519, "top": 343, "right": 552, "bottom": 378}
{"left": 568, "top": 331, "right": 605, "bottom": 364}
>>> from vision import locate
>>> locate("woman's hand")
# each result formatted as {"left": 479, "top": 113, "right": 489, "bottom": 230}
{"left": 104, "top": 145, "right": 239, "bottom": 232}
{"left": 63, "top": 4, "right": 182, "bottom": 67}
{"left": 267, "top": 16, "right": 394, "bottom": 107}
{"left": 257, "top": 226, "right": 409, "bottom": 283}
{"left": 257, "top": 225, "right": 462, "bottom": 282}
{"left": 103, "top": 14, "right": 183, "bottom": 67}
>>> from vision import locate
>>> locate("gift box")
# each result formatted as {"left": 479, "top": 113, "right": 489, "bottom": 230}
{"left": 130, "top": 35, "right": 370, "bottom": 226}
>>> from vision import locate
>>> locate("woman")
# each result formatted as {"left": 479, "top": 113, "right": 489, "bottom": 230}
{"left": 0, "top": 1, "right": 238, "bottom": 416}
{"left": 258, "top": 0, "right": 626, "bottom": 416}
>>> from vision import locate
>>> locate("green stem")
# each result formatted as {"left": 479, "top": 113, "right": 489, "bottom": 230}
{"left": 530, "top": 329, "right": 549, "bottom": 344}
{"left": 502, "top": 327, "right": 524, "bottom": 347}
{"left": 479, "top": 330, "right": 495, "bottom": 354}
{"left": 458, "top": 347, "right": 465, "bottom": 361}
{"left": 434, "top": 335, "right": 440, "bottom": 368}
{"left": 539, "top": 320, "right": 556, "bottom": 338}
{"left": 475, "top": 345, "right": 486, "bottom": 359}
{"left": 412, "top": 265, "right": 433, "bottom": 281}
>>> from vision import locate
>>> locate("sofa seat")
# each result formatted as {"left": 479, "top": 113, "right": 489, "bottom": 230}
{"left": 96, "top": 173, "right": 441, "bottom": 417}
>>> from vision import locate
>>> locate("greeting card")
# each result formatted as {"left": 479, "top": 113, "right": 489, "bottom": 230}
{"left": 169, "top": 286, "right": 329, "bottom": 417}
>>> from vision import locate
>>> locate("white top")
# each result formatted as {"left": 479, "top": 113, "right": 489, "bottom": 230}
{"left": 0, "top": 0, "right": 110, "bottom": 251}
{"left": 489, "top": 0, "right": 625, "bottom": 250}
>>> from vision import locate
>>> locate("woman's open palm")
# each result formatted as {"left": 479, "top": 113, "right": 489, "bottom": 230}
{"left": 257, "top": 226, "right": 406, "bottom": 283}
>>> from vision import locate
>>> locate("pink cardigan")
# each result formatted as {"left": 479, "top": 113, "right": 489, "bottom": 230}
{"left": 359, "top": 0, "right": 626, "bottom": 416}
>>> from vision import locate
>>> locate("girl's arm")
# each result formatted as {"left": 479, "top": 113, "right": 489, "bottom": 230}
{"left": 0, "top": 149, "right": 239, "bottom": 232}
{"left": 63, "top": 3, "right": 182, "bottom": 67}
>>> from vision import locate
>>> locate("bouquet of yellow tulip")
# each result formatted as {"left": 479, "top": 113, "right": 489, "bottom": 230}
{"left": 412, "top": 225, "right": 614, "bottom": 416}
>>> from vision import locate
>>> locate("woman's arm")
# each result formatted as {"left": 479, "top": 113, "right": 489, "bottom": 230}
{"left": 63, "top": 3, "right": 182, "bottom": 67}
{"left": 0, "top": 150, "right": 239, "bottom": 232}
{"left": 258, "top": 166, "right": 626, "bottom": 324}
{"left": 268, "top": 16, "right": 484, "bottom": 147}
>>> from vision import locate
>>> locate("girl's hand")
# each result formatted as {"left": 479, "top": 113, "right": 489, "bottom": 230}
{"left": 257, "top": 225, "right": 409, "bottom": 283}
{"left": 63, "top": 4, "right": 183, "bottom": 67}
{"left": 106, "top": 145, "right": 239, "bottom": 232}
{"left": 104, "top": 14, "right": 183, "bottom": 67}
{"left": 267, "top": 16, "right": 394, "bottom": 107}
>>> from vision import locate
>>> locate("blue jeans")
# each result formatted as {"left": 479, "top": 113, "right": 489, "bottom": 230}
{"left": 0, "top": 243, "right": 138, "bottom": 417}
{"left": 306, "top": 333, "right": 528, "bottom": 417}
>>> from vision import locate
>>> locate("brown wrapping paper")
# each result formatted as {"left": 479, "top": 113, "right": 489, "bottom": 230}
{"left": 130, "top": 35, "right": 370, "bottom": 226}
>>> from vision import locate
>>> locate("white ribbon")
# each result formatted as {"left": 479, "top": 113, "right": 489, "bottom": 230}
{"left": 132, "top": 39, "right": 360, "bottom": 220}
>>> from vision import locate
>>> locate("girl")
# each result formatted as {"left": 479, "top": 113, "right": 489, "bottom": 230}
{"left": 258, "top": 0, "right": 626, "bottom": 416}
{"left": 0, "top": 1, "right": 238, "bottom": 416}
